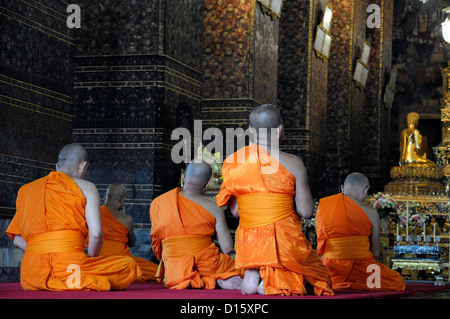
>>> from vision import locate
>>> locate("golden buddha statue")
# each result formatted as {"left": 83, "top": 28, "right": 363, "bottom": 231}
{"left": 399, "top": 112, "right": 435, "bottom": 167}
{"left": 180, "top": 143, "right": 222, "bottom": 195}
{"left": 196, "top": 143, "right": 222, "bottom": 193}
{"left": 383, "top": 112, "right": 446, "bottom": 198}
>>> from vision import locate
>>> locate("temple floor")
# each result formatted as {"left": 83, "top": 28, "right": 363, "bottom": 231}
{"left": 0, "top": 280, "right": 448, "bottom": 299}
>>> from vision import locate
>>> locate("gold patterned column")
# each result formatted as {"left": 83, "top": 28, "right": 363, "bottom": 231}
{"left": 433, "top": 63, "right": 450, "bottom": 193}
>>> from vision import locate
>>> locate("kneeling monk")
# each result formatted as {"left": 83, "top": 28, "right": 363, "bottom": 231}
{"left": 99, "top": 183, "right": 158, "bottom": 281}
{"left": 6, "top": 144, "right": 141, "bottom": 291}
{"left": 150, "top": 160, "right": 242, "bottom": 290}
{"left": 315, "top": 173, "right": 405, "bottom": 291}
{"left": 216, "top": 104, "right": 333, "bottom": 296}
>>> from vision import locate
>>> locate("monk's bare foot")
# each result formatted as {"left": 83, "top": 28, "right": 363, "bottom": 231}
{"left": 217, "top": 276, "right": 243, "bottom": 290}
{"left": 241, "top": 269, "right": 260, "bottom": 294}
{"left": 257, "top": 280, "right": 265, "bottom": 294}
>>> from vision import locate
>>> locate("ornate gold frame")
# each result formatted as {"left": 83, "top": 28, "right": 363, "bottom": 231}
{"left": 353, "top": 41, "right": 372, "bottom": 89}
{"left": 258, "top": 0, "right": 283, "bottom": 19}
{"left": 313, "top": 3, "right": 333, "bottom": 61}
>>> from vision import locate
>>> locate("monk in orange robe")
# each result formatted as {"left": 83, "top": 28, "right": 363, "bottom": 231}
{"left": 216, "top": 104, "right": 333, "bottom": 296}
{"left": 315, "top": 173, "right": 405, "bottom": 291}
{"left": 150, "top": 160, "right": 243, "bottom": 290}
{"left": 6, "top": 144, "right": 141, "bottom": 291}
{"left": 99, "top": 183, "right": 158, "bottom": 281}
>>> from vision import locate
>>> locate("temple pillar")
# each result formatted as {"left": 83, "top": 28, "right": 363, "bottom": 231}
{"left": 325, "top": 0, "right": 393, "bottom": 195}
{"left": 325, "top": 0, "right": 355, "bottom": 195}
{"left": 202, "top": 0, "right": 279, "bottom": 157}
{"left": 363, "top": 0, "right": 393, "bottom": 192}
{"left": 277, "top": 0, "right": 328, "bottom": 198}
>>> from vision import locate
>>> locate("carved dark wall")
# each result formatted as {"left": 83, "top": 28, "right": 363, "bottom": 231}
{"left": 203, "top": 0, "right": 254, "bottom": 100}
{"left": 75, "top": 0, "right": 160, "bottom": 55}
{"left": 0, "top": 0, "right": 74, "bottom": 280}
{"left": 278, "top": 0, "right": 310, "bottom": 130}
{"left": 254, "top": 6, "right": 279, "bottom": 105}
{"left": 73, "top": 0, "right": 203, "bottom": 230}
{"left": 0, "top": 0, "right": 74, "bottom": 217}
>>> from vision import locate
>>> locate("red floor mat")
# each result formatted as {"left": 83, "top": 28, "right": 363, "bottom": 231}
{"left": 0, "top": 281, "right": 448, "bottom": 299}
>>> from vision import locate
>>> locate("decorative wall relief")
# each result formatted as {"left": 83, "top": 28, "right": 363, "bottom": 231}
{"left": 0, "top": 0, "right": 74, "bottom": 218}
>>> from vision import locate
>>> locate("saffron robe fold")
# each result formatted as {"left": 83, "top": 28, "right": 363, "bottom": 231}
{"left": 216, "top": 144, "right": 333, "bottom": 296}
{"left": 315, "top": 194, "right": 405, "bottom": 291}
{"left": 150, "top": 188, "right": 241, "bottom": 289}
{"left": 6, "top": 171, "right": 141, "bottom": 291}
{"left": 99, "top": 205, "right": 158, "bottom": 281}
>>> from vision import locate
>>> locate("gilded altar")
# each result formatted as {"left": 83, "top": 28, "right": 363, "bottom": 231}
{"left": 374, "top": 197, "right": 450, "bottom": 282}
{"left": 384, "top": 165, "right": 446, "bottom": 199}
{"left": 374, "top": 68, "right": 450, "bottom": 280}
{"left": 374, "top": 107, "right": 450, "bottom": 282}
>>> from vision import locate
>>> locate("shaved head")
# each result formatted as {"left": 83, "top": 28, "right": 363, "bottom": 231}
{"left": 249, "top": 104, "right": 283, "bottom": 131}
{"left": 249, "top": 104, "right": 283, "bottom": 145}
{"left": 184, "top": 160, "right": 212, "bottom": 189}
{"left": 343, "top": 172, "right": 369, "bottom": 189}
{"left": 106, "top": 183, "right": 127, "bottom": 202}
{"left": 57, "top": 144, "right": 88, "bottom": 169}
{"left": 56, "top": 144, "right": 89, "bottom": 178}
{"left": 342, "top": 172, "right": 370, "bottom": 201}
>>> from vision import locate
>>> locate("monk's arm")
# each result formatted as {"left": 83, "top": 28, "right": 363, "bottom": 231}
{"left": 123, "top": 216, "right": 136, "bottom": 248}
{"left": 13, "top": 234, "right": 27, "bottom": 252}
{"left": 149, "top": 205, "right": 163, "bottom": 261}
{"left": 292, "top": 157, "right": 314, "bottom": 219}
{"left": 370, "top": 211, "right": 381, "bottom": 260}
{"left": 211, "top": 205, "right": 234, "bottom": 255}
{"left": 228, "top": 196, "right": 239, "bottom": 218}
{"left": 81, "top": 180, "right": 103, "bottom": 257}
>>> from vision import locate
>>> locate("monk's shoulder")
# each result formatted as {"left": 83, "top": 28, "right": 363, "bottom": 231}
{"left": 278, "top": 151, "right": 304, "bottom": 176}
{"left": 192, "top": 195, "right": 223, "bottom": 220}
{"left": 359, "top": 201, "right": 379, "bottom": 224}
{"left": 194, "top": 195, "right": 216, "bottom": 210}
{"left": 360, "top": 201, "right": 377, "bottom": 214}
{"left": 279, "top": 151, "right": 302, "bottom": 163}
{"left": 116, "top": 212, "right": 134, "bottom": 230}
{"left": 72, "top": 177, "right": 98, "bottom": 195}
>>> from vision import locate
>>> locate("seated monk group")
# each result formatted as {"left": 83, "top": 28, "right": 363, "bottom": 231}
{"left": 6, "top": 103, "right": 405, "bottom": 294}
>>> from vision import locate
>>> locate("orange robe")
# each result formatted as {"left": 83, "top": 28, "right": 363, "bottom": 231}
{"left": 315, "top": 194, "right": 405, "bottom": 291}
{"left": 99, "top": 205, "right": 158, "bottom": 281}
{"left": 6, "top": 171, "right": 141, "bottom": 291}
{"left": 216, "top": 144, "right": 333, "bottom": 296}
{"left": 150, "top": 188, "right": 241, "bottom": 289}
